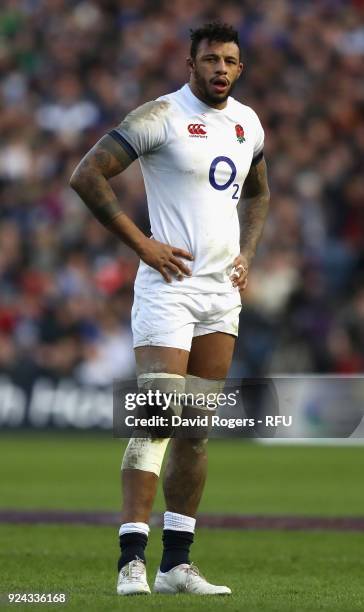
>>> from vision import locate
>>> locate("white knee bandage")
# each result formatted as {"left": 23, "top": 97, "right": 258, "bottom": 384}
{"left": 121, "top": 373, "right": 185, "bottom": 476}
{"left": 184, "top": 374, "right": 226, "bottom": 410}
{"left": 121, "top": 436, "right": 170, "bottom": 476}
{"left": 183, "top": 375, "right": 226, "bottom": 451}
{"left": 137, "top": 372, "right": 185, "bottom": 418}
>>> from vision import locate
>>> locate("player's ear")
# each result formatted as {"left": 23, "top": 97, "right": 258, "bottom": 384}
{"left": 237, "top": 62, "right": 244, "bottom": 79}
{"left": 186, "top": 56, "right": 195, "bottom": 71}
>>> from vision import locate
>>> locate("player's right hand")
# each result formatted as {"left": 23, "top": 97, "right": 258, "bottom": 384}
{"left": 138, "top": 238, "right": 194, "bottom": 283}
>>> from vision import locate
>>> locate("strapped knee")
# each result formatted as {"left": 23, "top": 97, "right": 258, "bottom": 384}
{"left": 183, "top": 374, "right": 226, "bottom": 451}
{"left": 185, "top": 374, "right": 226, "bottom": 409}
{"left": 121, "top": 373, "right": 185, "bottom": 475}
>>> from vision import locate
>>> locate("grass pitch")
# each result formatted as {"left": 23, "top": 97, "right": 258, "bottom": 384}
{"left": 1, "top": 433, "right": 364, "bottom": 611}
{"left": 1, "top": 433, "right": 363, "bottom": 515}
{"left": 1, "top": 526, "right": 364, "bottom": 611}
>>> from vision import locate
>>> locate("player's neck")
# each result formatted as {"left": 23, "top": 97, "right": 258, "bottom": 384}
{"left": 188, "top": 81, "right": 228, "bottom": 110}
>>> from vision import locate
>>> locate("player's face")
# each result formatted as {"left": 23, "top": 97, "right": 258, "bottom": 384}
{"left": 188, "top": 40, "right": 243, "bottom": 109}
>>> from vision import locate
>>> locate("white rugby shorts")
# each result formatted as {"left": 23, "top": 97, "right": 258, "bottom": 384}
{"left": 132, "top": 288, "right": 242, "bottom": 351}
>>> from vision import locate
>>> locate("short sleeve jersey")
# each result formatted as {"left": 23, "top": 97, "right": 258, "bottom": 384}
{"left": 109, "top": 84, "right": 264, "bottom": 294}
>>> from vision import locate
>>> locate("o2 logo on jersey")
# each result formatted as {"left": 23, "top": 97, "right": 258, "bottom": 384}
{"left": 209, "top": 156, "right": 240, "bottom": 200}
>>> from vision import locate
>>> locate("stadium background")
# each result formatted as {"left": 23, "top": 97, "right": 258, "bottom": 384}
{"left": 1, "top": 0, "right": 364, "bottom": 388}
{"left": 1, "top": 2, "right": 364, "bottom": 610}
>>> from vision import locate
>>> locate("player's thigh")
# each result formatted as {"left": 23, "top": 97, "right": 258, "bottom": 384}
{"left": 132, "top": 289, "right": 195, "bottom": 374}
{"left": 188, "top": 332, "right": 235, "bottom": 379}
{"left": 135, "top": 345, "right": 189, "bottom": 376}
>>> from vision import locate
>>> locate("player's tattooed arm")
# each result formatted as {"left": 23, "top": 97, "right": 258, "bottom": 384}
{"left": 238, "top": 157, "right": 270, "bottom": 264}
{"left": 69, "top": 135, "right": 151, "bottom": 254}
{"left": 69, "top": 134, "right": 133, "bottom": 226}
{"left": 231, "top": 157, "right": 270, "bottom": 291}
{"left": 70, "top": 135, "right": 194, "bottom": 281}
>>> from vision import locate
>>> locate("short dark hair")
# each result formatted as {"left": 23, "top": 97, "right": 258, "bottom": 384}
{"left": 189, "top": 22, "right": 240, "bottom": 59}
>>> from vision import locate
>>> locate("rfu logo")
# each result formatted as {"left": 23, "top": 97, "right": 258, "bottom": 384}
{"left": 188, "top": 123, "right": 207, "bottom": 138}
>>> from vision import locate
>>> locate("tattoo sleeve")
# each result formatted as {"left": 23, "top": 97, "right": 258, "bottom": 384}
{"left": 238, "top": 157, "right": 270, "bottom": 263}
{"left": 69, "top": 135, "right": 133, "bottom": 226}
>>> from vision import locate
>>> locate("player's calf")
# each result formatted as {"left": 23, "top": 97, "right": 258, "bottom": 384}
{"left": 118, "top": 373, "right": 186, "bottom": 593}
{"left": 160, "top": 375, "right": 225, "bottom": 578}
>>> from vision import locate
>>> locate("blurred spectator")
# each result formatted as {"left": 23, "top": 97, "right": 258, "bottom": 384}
{"left": 0, "top": 0, "right": 363, "bottom": 383}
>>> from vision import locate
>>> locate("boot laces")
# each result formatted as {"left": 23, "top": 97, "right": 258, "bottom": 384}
{"left": 121, "top": 558, "right": 145, "bottom": 581}
{"left": 185, "top": 563, "right": 206, "bottom": 587}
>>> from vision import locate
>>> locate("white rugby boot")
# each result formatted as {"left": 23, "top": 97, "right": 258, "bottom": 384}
{"left": 153, "top": 563, "right": 231, "bottom": 595}
{"left": 116, "top": 558, "right": 151, "bottom": 595}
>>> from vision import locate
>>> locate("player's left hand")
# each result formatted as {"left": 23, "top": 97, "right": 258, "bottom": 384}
{"left": 230, "top": 253, "right": 249, "bottom": 292}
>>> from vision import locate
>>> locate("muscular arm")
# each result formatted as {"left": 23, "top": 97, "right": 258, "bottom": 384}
{"left": 238, "top": 157, "right": 270, "bottom": 264}
{"left": 69, "top": 134, "right": 193, "bottom": 281}
{"left": 69, "top": 135, "right": 149, "bottom": 253}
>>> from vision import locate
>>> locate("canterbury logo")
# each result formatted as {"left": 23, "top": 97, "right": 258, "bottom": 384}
{"left": 188, "top": 123, "right": 207, "bottom": 136}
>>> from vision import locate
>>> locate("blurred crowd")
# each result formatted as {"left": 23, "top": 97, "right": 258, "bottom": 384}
{"left": 1, "top": 0, "right": 364, "bottom": 386}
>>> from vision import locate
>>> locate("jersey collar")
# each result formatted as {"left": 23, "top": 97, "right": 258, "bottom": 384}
{"left": 182, "top": 83, "right": 232, "bottom": 115}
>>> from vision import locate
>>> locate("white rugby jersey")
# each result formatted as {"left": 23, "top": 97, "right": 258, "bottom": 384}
{"left": 109, "top": 84, "right": 264, "bottom": 294}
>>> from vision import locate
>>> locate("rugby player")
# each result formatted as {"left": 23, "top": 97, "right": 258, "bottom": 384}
{"left": 70, "top": 22, "right": 270, "bottom": 596}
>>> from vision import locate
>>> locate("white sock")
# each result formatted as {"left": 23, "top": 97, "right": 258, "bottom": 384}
{"left": 164, "top": 511, "right": 196, "bottom": 533}
{"left": 119, "top": 522, "right": 150, "bottom": 537}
